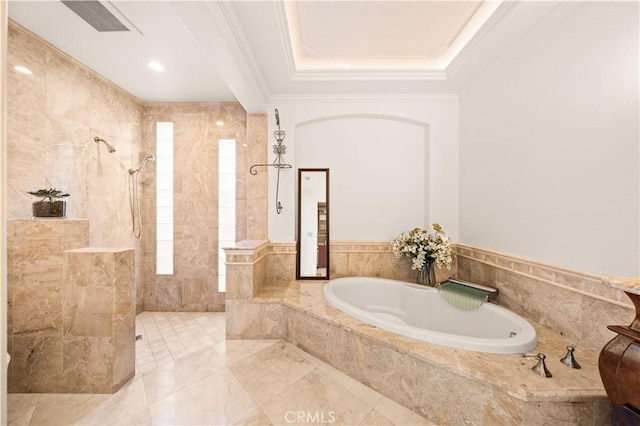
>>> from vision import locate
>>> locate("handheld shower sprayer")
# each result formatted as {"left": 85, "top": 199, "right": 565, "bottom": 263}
{"left": 128, "top": 153, "right": 156, "bottom": 239}
{"left": 129, "top": 154, "right": 155, "bottom": 175}
{"left": 94, "top": 136, "right": 116, "bottom": 153}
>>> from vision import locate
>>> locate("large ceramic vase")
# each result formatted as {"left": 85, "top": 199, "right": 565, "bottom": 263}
{"left": 598, "top": 290, "right": 640, "bottom": 424}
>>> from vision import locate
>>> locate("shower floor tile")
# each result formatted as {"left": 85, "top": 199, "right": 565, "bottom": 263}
{"left": 7, "top": 312, "right": 434, "bottom": 426}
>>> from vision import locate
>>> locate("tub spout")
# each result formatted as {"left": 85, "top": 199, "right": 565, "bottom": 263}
{"left": 522, "top": 352, "right": 552, "bottom": 377}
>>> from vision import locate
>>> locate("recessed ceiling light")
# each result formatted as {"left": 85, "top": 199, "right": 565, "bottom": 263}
{"left": 216, "top": 121, "right": 225, "bottom": 127}
{"left": 14, "top": 65, "right": 33, "bottom": 75}
{"left": 148, "top": 61, "right": 165, "bottom": 72}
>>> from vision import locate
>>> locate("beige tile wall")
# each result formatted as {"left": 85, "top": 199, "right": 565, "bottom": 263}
{"left": 141, "top": 104, "right": 267, "bottom": 312}
{"left": 264, "top": 241, "right": 456, "bottom": 284}
{"left": 330, "top": 241, "right": 456, "bottom": 283}
{"left": 62, "top": 247, "right": 135, "bottom": 393}
{"left": 7, "top": 223, "right": 89, "bottom": 394}
{"left": 8, "top": 220, "right": 135, "bottom": 394}
{"left": 233, "top": 239, "right": 633, "bottom": 354}
{"left": 7, "top": 21, "right": 145, "bottom": 311}
{"left": 456, "top": 243, "right": 635, "bottom": 352}
{"left": 266, "top": 242, "right": 297, "bottom": 283}
{"left": 8, "top": 22, "right": 270, "bottom": 313}
{"left": 224, "top": 240, "right": 284, "bottom": 338}
{"left": 246, "top": 114, "right": 268, "bottom": 240}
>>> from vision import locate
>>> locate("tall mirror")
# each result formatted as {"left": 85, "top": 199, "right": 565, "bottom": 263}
{"left": 297, "top": 169, "right": 330, "bottom": 279}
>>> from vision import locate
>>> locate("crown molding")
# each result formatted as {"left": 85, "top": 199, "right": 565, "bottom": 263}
{"left": 290, "top": 69, "right": 448, "bottom": 82}
{"left": 215, "top": 1, "right": 271, "bottom": 102}
{"left": 446, "top": 1, "right": 517, "bottom": 78}
{"left": 167, "top": 1, "right": 269, "bottom": 111}
{"left": 274, "top": 1, "right": 298, "bottom": 82}
{"left": 277, "top": 0, "right": 449, "bottom": 83}
{"left": 274, "top": 0, "right": 504, "bottom": 84}
{"left": 269, "top": 93, "right": 458, "bottom": 104}
{"left": 458, "top": 0, "right": 583, "bottom": 98}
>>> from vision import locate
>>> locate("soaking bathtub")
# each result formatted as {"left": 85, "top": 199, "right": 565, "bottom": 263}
{"left": 324, "top": 277, "right": 537, "bottom": 354}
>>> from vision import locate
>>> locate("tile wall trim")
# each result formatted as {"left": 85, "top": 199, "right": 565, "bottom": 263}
{"left": 225, "top": 240, "right": 270, "bottom": 265}
{"left": 330, "top": 241, "right": 393, "bottom": 253}
{"left": 456, "top": 243, "right": 634, "bottom": 309}
{"left": 143, "top": 101, "right": 246, "bottom": 108}
{"left": 269, "top": 242, "right": 296, "bottom": 254}
{"left": 257, "top": 239, "right": 631, "bottom": 312}
{"left": 267, "top": 241, "right": 398, "bottom": 253}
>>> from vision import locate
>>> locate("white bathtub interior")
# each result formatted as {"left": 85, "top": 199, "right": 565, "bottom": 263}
{"left": 324, "top": 277, "right": 537, "bottom": 354}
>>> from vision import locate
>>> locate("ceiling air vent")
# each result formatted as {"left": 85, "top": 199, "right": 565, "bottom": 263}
{"left": 61, "top": 1, "right": 130, "bottom": 32}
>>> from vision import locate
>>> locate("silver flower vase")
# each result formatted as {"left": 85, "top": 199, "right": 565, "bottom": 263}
{"left": 417, "top": 260, "right": 436, "bottom": 287}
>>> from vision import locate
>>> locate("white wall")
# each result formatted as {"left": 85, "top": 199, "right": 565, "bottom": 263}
{"left": 459, "top": 1, "right": 639, "bottom": 277}
{"left": 296, "top": 116, "right": 426, "bottom": 240}
{"left": 267, "top": 97, "right": 459, "bottom": 243}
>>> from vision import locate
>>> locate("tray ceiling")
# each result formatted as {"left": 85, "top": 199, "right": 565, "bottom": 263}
{"left": 7, "top": 0, "right": 568, "bottom": 112}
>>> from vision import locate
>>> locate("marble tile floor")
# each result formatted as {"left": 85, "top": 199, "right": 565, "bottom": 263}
{"left": 8, "top": 312, "right": 433, "bottom": 426}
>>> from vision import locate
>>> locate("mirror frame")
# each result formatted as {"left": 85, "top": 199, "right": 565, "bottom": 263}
{"left": 296, "top": 168, "right": 330, "bottom": 280}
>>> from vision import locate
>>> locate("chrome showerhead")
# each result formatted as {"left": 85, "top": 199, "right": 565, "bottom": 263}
{"left": 94, "top": 136, "right": 116, "bottom": 153}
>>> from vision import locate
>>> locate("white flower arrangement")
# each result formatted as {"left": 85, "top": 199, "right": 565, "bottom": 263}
{"left": 391, "top": 223, "right": 453, "bottom": 271}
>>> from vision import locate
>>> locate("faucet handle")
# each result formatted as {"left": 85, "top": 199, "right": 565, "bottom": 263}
{"left": 522, "top": 352, "right": 553, "bottom": 377}
{"left": 560, "top": 345, "right": 581, "bottom": 369}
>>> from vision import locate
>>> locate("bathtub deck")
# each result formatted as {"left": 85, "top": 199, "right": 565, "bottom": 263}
{"left": 253, "top": 280, "right": 610, "bottom": 425}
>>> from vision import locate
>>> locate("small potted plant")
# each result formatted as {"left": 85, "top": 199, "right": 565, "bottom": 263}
{"left": 28, "top": 188, "right": 70, "bottom": 218}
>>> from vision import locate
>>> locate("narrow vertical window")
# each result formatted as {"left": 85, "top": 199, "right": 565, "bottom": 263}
{"left": 156, "top": 122, "right": 174, "bottom": 275}
{"left": 218, "top": 139, "right": 236, "bottom": 292}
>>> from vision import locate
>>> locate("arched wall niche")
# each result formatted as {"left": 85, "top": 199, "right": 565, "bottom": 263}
{"left": 295, "top": 113, "right": 430, "bottom": 241}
